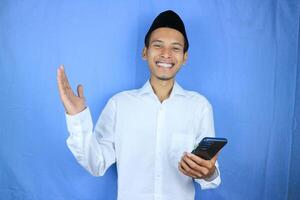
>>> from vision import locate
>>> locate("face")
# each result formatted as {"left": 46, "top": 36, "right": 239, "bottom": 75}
{"left": 143, "top": 27, "right": 188, "bottom": 82}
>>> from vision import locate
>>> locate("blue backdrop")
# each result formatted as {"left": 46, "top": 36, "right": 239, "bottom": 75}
{"left": 0, "top": 0, "right": 299, "bottom": 199}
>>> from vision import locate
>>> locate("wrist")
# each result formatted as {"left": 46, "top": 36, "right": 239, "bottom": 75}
{"left": 204, "top": 167, "right": 219, "bottom": 182}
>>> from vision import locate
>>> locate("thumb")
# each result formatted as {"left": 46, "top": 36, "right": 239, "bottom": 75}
{"left": 211, "top": 151, "right": 220, "bottom": 163}
{"left": 77, "top": 84, "right": 84, "bottom": 97}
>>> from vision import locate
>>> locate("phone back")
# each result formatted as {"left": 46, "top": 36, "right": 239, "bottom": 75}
{"left": 192, "top": 137, "right": 227, "bottom": 160}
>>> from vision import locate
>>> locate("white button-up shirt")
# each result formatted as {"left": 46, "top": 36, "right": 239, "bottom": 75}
{"left": 65, "top": 80, "right": 221, "bottom": 200}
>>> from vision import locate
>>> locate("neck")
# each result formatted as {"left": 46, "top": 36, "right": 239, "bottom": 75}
{"left": 150, "top": 76, "right": 175, "bottom": 102}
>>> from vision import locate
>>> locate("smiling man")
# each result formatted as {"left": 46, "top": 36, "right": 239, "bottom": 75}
{"left": 57, "top": 10, "right": 221, "bottom": 200}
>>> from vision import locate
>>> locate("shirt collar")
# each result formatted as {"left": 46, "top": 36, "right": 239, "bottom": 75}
{"left": 138, "top": 80, "right": 187, "bottom": 97}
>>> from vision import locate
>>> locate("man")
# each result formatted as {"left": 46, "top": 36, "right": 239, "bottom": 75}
{"left": 57, "top": 10, "right": 221, "bottom": 200}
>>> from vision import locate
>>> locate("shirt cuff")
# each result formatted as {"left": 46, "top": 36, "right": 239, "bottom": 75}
{"left": 65, "top": 107, "right": 93, "bottom": 135}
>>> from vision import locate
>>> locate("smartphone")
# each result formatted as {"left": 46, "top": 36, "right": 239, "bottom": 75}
{"left": 191, "top": 137, "right": 227, "bottom": 160}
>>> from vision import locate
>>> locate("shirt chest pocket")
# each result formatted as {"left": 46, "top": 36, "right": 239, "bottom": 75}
{"left": 169, "top": 133, "right": 195, "bottom": 167}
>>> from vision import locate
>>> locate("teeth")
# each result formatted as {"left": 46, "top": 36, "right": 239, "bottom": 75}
{"left": 157, "top": 62, "right": 173, "bottom": 68}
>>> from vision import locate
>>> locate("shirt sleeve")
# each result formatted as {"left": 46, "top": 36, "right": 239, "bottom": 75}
{"left": 194, "top": 102, "right": 221, "bottom": 189}
{"left": 65, "top": 98, "right": 116, "bottom": 177}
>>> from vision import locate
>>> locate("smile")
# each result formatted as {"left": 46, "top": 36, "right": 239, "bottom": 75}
{"left": 156, "top": 61, "right": 175, "bottom": 68}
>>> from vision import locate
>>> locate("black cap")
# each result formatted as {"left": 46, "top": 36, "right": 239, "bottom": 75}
{"left": 144, "top": 10, "right": 189, "bottom": 52}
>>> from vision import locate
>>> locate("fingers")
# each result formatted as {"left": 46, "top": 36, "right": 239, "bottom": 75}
{"left": 183, "top": 154, "right": 209, "bottom": 175}
{"left": 180, "top": 154, "right": 210, "bottom": 178}
{"left": 57, "top": 65, "right": 67, "bottom": 96}
{"left": 187, "top": 152, "right": 216, "bottom": 169}
{"left": 77, "top": 84, "right": 84, "bottom": 98}
{"left": 57, "top": 65, "right": 73, "bottom": 96}
{"left": 60, "top": 65, "right": 71, "bottom": 90}
{"left": 178, "top": 162, "right": 197, "bottom": 178}
{"left": 186, "top": 153, "right": 207, "bottom": 166}
{"left": 178, "top": 152, "right": 217, "bottom": 179}
{"left": 179, "top": 159, "right": 203, "bottom": 179}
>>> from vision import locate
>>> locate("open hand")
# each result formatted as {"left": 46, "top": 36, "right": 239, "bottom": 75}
{"left": 56, "top": 65, "right": 86, "bottom": 115}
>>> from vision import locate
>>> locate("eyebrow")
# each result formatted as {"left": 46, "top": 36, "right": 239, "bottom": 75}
{"left": 151, "top": 40, "right": 183, "bottom": 47}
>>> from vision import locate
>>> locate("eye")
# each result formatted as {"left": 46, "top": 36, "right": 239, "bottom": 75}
{"left": 172, "top": 47, "right": 181, "bottom": 52}
{"left": 153, "top": 44, "right": 162, "bottom": 48}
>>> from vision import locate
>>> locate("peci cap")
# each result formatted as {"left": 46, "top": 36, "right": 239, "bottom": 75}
{"left": 144, "top": 10, "right": 189, "bottom": 52}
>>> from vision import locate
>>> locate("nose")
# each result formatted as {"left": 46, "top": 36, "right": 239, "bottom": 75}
{"left": 160, "top": 47, "right": 172, "bottom": 58}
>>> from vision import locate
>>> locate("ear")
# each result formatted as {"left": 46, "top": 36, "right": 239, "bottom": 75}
{"left": 183, "top": 52, "right": 188, "bottom": 65}
{"left": 142, "top": 47, "right": 147, "bottom": 60}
